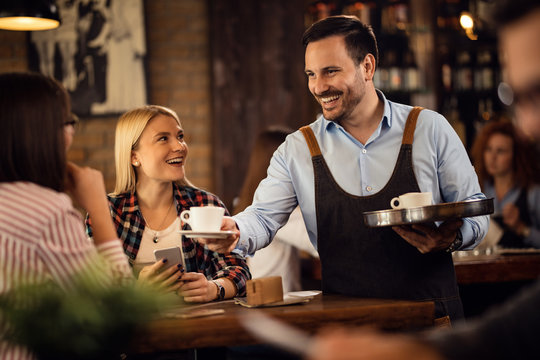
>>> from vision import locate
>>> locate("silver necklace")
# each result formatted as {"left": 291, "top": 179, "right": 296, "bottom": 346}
{"left": 140, "top": 200, "right": 175, "bottom": 243}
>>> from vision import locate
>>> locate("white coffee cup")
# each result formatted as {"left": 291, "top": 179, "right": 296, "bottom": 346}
{"left": 180, "top": 206, "right": 225, "bottom": 232}
{"left": 391, "top": 192, "right": 432, "bottom": 209}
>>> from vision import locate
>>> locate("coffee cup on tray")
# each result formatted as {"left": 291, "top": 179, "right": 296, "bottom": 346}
{"left": 390, "top": 192, "right": 432, "bottom": 209}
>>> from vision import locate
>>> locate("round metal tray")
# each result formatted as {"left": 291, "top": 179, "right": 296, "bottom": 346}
{"left": 363, "top": 198, "right": 494, "bottom": 227}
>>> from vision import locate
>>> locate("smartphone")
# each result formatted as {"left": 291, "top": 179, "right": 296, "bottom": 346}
{"left": 153, "top": 246, "right": 185, "bottom": 270}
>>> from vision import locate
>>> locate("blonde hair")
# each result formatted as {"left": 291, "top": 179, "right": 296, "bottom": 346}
{"left": 112, "top": 105, "right": 193, "bottom": 195}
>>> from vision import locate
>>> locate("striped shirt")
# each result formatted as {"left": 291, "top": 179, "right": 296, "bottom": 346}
{"left": 0, "top": 181, "right": 132, "bottom": 360}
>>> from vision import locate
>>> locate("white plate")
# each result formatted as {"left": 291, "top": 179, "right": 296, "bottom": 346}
{"left": 234, "top": 296, "right": 311, "bottom": 308}
{"left": 178, "top": 230, "right": 235, "bottom": 239}
{"left": 286, "top": 290, "right": 322, "bottom": 299}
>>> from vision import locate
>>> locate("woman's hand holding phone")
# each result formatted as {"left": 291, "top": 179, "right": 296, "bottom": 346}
{"left": 138, "top": 258, "right": 184, "bottom": 293}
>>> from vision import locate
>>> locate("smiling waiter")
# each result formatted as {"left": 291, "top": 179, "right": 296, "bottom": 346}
{"left": 207, "top": 15, "right": 488, "bottom": 321}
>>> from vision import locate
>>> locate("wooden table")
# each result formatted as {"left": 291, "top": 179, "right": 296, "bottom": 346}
{"left": 453, "top": 253, "right": 540, "bottom": 284}
{"left": 453, "top": 253, "right": 540, "bottom": 317}
{"left": 131, "top": 294, "right": 434, "bottom": 354}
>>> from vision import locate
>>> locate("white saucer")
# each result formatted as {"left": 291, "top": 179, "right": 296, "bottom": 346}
{"left": 178, "top": 230, "right": 235, "bottom": 239}
{"left": 286, "top": 290, "right": 322, "bottom": 299}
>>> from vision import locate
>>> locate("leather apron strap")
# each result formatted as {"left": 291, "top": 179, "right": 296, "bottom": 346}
{"left": 402, "top": 106, "right": 424, "bottom": 145}
{"left": 300, "top": 126, "right": 322, "bottom": 157}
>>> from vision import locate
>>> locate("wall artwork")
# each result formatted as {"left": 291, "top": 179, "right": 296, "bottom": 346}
{"left": 28, "top": 0, "right": 147, "bottom": 116}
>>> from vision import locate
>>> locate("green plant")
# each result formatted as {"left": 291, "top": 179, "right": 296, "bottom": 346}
{"left": 0, "top": 276, "right": 175, "bottom": 360}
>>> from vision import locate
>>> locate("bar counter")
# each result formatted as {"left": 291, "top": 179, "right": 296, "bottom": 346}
{"left": 131, "top": 294, "right": 434, "bottom": 354}
{"left": 453, "top": 252, "right": 540, "bottom": 317}
{"left": 453, "top": 253, "right": 540, "bottom": 284}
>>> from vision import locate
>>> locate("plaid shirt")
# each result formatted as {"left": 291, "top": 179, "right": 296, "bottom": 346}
{"left": 86, "top": 183, "right": 250, "bottom": 295}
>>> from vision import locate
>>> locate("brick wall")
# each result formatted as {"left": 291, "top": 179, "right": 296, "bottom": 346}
{"left": 145, "top": 0, "right": 213, "bottom": 191}
{"left": 0, "top": 0, "right": 214, "bottom": 193}
{"left": 0, "top": 31, "right": 28, "bottom": 71}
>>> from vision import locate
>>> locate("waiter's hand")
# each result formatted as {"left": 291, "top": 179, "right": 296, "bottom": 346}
{"left": 392, "top": 219, "right": 463, "bottom": 254}
{"left": 197, "top": 216, "right": 240, "bottom": 254}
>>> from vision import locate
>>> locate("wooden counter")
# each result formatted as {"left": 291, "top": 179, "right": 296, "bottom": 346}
{"left": 131, "top": 294, "right": 434, "bottom": 354}
{"left": 453, "top": 253, "right": 540, "bottom": 317}
{"left": 453, "top": 253, "right": 540, "bottom": 284}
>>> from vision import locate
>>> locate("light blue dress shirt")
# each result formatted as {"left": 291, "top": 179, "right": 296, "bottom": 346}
{"left": 483, "top": 182, "right": 540, "bottom": 248}
{"left": 234, "top": 91, "right": 488, "bottom": 256}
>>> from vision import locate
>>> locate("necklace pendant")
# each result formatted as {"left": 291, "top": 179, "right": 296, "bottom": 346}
{"left": 153, "top": 236, "right": 159, "bottom": 243}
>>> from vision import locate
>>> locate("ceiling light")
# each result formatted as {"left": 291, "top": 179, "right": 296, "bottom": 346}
{"left": 459, "top": 12, "right": 477, "bottom": 40}
{"left": 0, "top": 1, "right": 60, "bottom": 31}
{"left": 459, "top": 12, "right": 474, "bottom": 30}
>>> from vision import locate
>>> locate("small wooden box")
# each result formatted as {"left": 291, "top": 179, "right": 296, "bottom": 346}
{"left": 246, "top": 276, "right": 283, "bottom": 306}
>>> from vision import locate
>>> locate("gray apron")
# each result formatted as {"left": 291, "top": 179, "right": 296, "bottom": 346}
{"left": 300, "top": 107, "right": 463, "bottom": 320}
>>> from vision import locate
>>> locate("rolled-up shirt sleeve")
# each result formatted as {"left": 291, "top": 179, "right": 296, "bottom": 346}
{"left": 203, "top": 247, "right": 251, "bottom": 296}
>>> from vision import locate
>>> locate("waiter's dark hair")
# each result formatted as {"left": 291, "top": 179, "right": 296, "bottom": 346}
{"left": 492, "top": 0, "right": 540, "bottom": 27}
{"left": 0, "top": 72, "right": 70, "bottom": 192}
{"left": 302, "top": 15, "right": 379, "bottom": 67}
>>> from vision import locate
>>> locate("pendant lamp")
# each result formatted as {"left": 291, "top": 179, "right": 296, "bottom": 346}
{"left": 0, "top": 0, "right": 60, "bottom": 31}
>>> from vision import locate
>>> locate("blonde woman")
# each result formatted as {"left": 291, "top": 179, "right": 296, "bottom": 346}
{"left": 86, "top": 105, "right": 250, "bottom": 302}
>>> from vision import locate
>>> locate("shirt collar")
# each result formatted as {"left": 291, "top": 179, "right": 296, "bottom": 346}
{"left": 322, "top": 89, "right": 392, "bottom": 133}
{"left": 122, "top": 182, "right": 183, "bottom": 215}
{"left": 378, "top": 89, "right": 392, "bottom": 129}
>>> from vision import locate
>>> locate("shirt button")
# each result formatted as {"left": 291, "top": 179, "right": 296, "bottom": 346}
{"left": 366, "top": 186, "right": 372, "bottom": 191}
{"left": 362, "top": 149, "right": 367, "bottom": 154}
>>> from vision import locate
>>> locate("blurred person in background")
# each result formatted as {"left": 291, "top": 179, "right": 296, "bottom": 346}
{"left": 86, "top": 105, "right": 250, "bottom": 302}
{"left": 233, "top": 127, "right": 319, "bottom": 293}
{"left": 306, "top": 0, "right": 540, "bottom": 359}
{"left": 471, "top": 120, "right": 540, "bottom": 249}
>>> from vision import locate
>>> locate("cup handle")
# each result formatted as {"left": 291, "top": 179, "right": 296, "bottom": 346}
{"left": 391, "top": 197, "right": 400, "bottom": 209}
{"left": 180, "top": 210, "right": 191, "bottom": 224}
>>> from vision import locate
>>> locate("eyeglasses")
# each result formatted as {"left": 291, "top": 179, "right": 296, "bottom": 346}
{"left": 64, "top": 113, "right": 80, "bottom": 129}
{"left": 498, "top": 82, "right": 540, "bottom": 110}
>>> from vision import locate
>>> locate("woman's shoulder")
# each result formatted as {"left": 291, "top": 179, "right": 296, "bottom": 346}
{"left": 0, "top": 181, "right": 72, "bottom": 211}
{"left": 106, "top": 192, "right": 134, "bottom": 208}
{"left": 527, "top": 184, "right": 540, "bottom": 199}
{"left": 0, "top": 181, "right": 75, "bottom": 227}
{"left": 175, "top": 185, "right": 226, "bottom": 208}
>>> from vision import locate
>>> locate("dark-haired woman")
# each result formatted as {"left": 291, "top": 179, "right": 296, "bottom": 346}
{"left": 0, "top": 72, "right": 138, "bottom": 359}
{"left": 471, "top": 120, "right": 540, "bottom": 248}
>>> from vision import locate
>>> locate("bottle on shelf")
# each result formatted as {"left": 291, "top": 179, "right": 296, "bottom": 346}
{"left": 384, "top": 49, "right": 402, "bottom": 91}
{"left": 437, "top": 0, "right": 462, "bottom": 31}
{"left": 455, "top": 50, "right": 473, "bottom": 91}
{"left": 474, "top": 49, "right": 494, "bottom": 91}
{"left": 342, "top": 1, "right": 375, "bottom": 26}
{"left": 381, "top": 0, "right": 409, "bottom": 33}
{"left": 439, "top": 44, "right": 454, "bottom": 92}
{"left": 305, "top": 1, "right": 336, "bottom": 26}
{"left": 403, "top": 50, "right": 420, "bottom": 91}
{"left": 444, "top": 96, "right": 467, "bottom": 145}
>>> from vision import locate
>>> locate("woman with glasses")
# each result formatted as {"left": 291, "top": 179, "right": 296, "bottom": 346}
{"left": 63, "top": 113, "right": 79, "bottom": 150}
{"left": 0, "top": 72, "right": 133, "bottom": 359}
